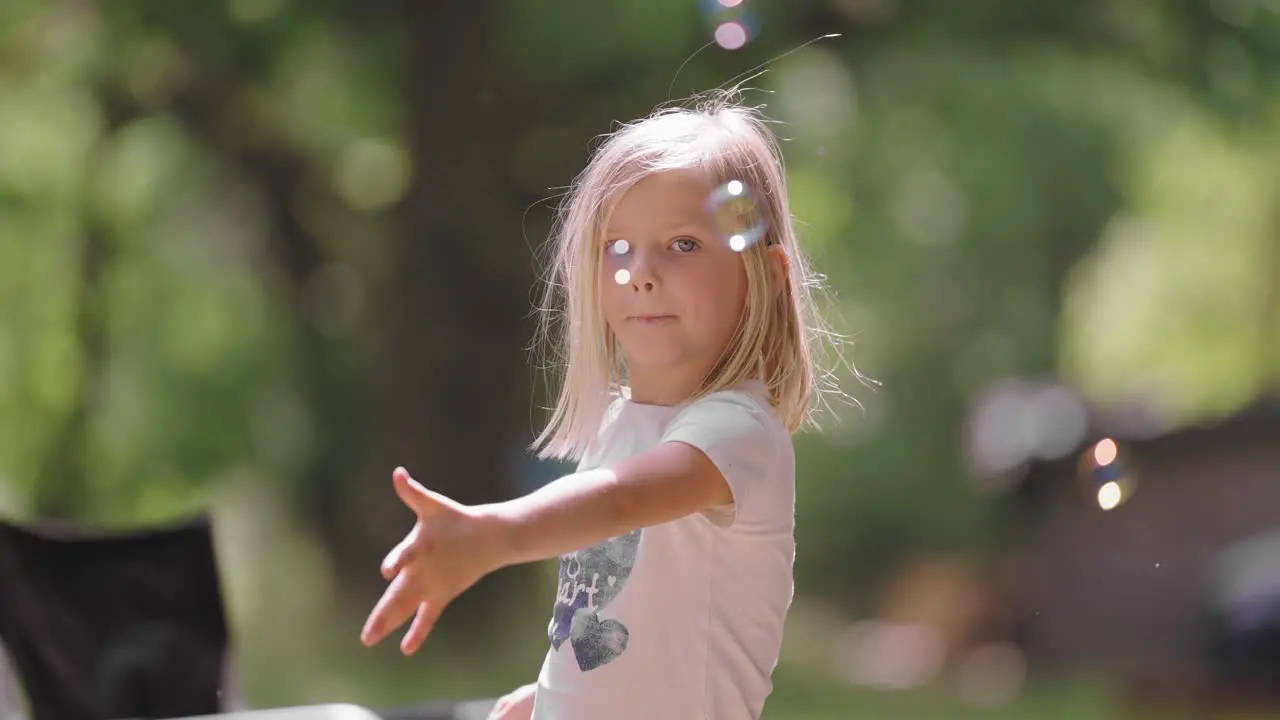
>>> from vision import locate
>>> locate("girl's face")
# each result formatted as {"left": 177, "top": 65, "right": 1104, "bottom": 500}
{"left": 600, "top": 169, "right": 749, "bottom": 399}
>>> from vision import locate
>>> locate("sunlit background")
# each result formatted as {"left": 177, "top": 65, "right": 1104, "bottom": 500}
{"left": 1, "top": 0, "right": 1279, "bottom": 718}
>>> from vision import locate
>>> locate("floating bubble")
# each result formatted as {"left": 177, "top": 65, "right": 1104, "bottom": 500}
{"left": 714, "top": 22, "right": 749, "bottom": 50}
{"left": 701, "top": 0, "right": 757, "bottom": 50}
{"left": 707, "top": 180, "right": 768, "bottom": 252}
{"left": 1078, "top": 438, "right": 1138, "bottom": 511}
{"left": 608, "top": 239, "right": 632, "bottom": 285}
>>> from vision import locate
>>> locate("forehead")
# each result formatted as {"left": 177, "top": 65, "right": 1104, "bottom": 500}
{"left": 605, "top": 170, "right": 714, "bottom": 235}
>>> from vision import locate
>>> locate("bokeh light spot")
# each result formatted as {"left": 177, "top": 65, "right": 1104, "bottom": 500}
{"left": 714, "top": 22, "right": 748, "bottom": 50}
{"left": 1079, "top": 438, "right": 1138, "bottom": 511}
{"left": 1093, "top": 438, "right": 1118, "bottom": 466}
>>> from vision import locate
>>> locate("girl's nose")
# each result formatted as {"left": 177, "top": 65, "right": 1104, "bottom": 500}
{"left": 626, "top": 254, "right": 657, "bottom": 292}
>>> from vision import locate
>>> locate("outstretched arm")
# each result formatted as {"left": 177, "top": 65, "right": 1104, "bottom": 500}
{"left": 360, "top": 442, "right": 732, "bottom": 654}
{"left": 489, "top": 440, "right": 732, "bottom": 565}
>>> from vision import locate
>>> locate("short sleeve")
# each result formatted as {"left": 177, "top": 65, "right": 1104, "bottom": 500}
{"left": 660, "top": 391, "right": 787, "bottom": 530}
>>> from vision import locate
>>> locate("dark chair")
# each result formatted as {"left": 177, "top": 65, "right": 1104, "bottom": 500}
{"left": 0, "top": 515, "right": 231, "bottom": 720}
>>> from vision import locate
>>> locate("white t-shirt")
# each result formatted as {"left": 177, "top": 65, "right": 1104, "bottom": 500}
{"left": 532, "top": 381, "right": 796, "bottom": 720}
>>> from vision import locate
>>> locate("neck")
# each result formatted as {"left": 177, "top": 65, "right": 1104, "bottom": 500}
{"left": 625, "top": 363, "right": 710, "bottom": 406}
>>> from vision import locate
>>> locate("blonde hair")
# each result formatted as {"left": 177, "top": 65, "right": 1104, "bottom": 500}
{"left": 531, "top": 92, "right": 846, "bottom": 461}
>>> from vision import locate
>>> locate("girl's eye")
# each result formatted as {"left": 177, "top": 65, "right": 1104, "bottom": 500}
{"left": 671, "top": 238, "right": 698, "bottom": 252}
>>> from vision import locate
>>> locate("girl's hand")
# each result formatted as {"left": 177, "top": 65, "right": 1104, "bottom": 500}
{"left": 487, "top": 683, "right": 537, "bottom": 720}
{"left": 359, "top": 467, "right": 507, "bottom": 655}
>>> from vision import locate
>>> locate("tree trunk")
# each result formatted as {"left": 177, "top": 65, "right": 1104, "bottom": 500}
{"left": 343, "top": 1, "right": 545, "bottom": 633}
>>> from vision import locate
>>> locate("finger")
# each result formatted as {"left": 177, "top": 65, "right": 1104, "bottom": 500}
{"left": 399, "top": 599, "right": 443, "bottom": 656}
{"left": 380, "top": 544, "right": 402, "bottom": 580}
{"left": 393, "top": 467, "right": 438, "bottom": 515}
{"left": 361, "top": 573, "right": 418, "bottom": 647}
{"left": 360, "top": 572, "right": 420, "bottom": 647}
{"left": 381, "top": 532, "right": 415, "bottom": 580}
{"left": 393, "top": 467, "right": 463, "bottom": 517}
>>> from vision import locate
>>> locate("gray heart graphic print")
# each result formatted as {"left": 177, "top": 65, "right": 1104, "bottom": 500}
{"left": 548, "top": 529, "right": 641, "bottom": 671}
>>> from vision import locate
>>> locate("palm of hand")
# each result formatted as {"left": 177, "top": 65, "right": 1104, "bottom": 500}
{"left": 359, "top": 467, "right": 497, "bottom": 655}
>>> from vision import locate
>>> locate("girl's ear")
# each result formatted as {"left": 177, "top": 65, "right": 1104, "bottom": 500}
{"left": 768, "top": 244, "right": 791, "bottom": 296}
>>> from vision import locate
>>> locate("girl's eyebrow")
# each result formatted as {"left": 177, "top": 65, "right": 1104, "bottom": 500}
{"left": 664, "top": 224, "right": 708, "bottom": 237}
{"left": 605, "top": 220, "right": 710, "bottom": 238}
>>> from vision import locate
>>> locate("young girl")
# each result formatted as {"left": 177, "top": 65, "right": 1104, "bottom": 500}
{"left": 360, "top": 93, "right": 840, "bottom": 719}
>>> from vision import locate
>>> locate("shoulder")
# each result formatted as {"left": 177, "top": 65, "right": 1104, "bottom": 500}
{"left": 662, "top": 382, "right": 793, "bottom": 461}
{"left": 663, "top": 383, "right": 794, "bottom": 530}
{"left": 674, "top": 382, "right": 788, "bottom": 438}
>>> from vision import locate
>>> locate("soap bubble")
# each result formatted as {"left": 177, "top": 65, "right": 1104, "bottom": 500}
{"left": 714, "top": 22, "right": 750, "bottom": 50}
{"left": 608, "top": 238, "right": 632, "bottom": 285}
{"left": 701, "top": 0, "right": 758, "bottom": 50}
{"left": 707, "top": 180, "right": 768, "bottom": 251}
{"left": 1078, "top": 438, "right": 1138, "bottom": 511}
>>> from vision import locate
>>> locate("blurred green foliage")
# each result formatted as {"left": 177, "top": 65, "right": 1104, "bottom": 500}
{"left": 1, "top": 0, "right": 1278, "bottom": 712}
